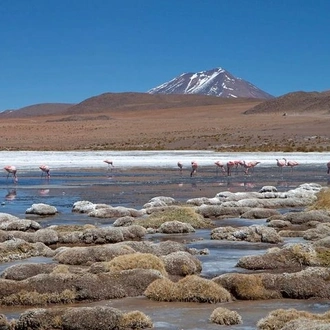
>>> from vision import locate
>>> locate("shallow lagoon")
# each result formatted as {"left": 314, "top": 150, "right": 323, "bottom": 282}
{"left": 1, "top": 151, "right": 330, "bottom": 329}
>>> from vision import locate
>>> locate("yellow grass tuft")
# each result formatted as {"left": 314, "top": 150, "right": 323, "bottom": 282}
{"left": 257, "top": 308, "right": 330, "bottom": 330}
{"left": 0, "top": 289, "right": 76, "bottom": 306}
{"left": 230, "top": 274, "right": 280, "bottom": 300}
{"left": 308, "top": 188, "right": 330, "bottom": 211}
{"left": 210, "top": 307, "right": 242, "bottom": 325}
{"left": 144, "top": 278, "right": 178, "bottom": 302}
{"left": 139, "top": 206, "right": 213, "bottom": 229}
{"left": 144, "top": 275, "right": 231, "bottom": 303}
{"left": 106, "top": 253, "right": 168, "bottom": 276}
{"left": 119, "top": 310, "right": 153, "bottom": 329}
{"left": 51, "top": 265, "right": 70, "bottom": 274}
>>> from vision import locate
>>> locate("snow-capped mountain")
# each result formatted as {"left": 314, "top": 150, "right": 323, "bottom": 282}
{"left": 148, "top": 67, "right": 273, "bottom": 99}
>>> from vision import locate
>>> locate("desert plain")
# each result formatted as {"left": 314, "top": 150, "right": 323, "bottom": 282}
{"left": 0, "top": 92, "right": 329, "bottom": 152}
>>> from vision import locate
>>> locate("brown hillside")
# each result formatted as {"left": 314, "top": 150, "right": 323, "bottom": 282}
{"left": 244, "top": 91, "right": 330, "bottom": 114}
{"left": 0, "top": 103, "right": 74, "bottom": 118}
{"left": 60, "top": 92, "right": 259, "bottom": 115}
{"left": 0, "top": 92, "right": 329, "bottom": 152}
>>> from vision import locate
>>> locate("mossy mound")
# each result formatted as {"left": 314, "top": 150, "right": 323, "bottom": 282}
{"left": 138, "top": 206, "right": 214, "bottom": 229}
{"left": 105, "top": 253, "right": 168, "bottom": 276}
{"left": 144, "top": 275, "right": 232, "bottom": 303}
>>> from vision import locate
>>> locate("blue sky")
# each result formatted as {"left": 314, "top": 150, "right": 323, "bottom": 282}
{"left": 1, "top": 0, "right": 329, "bottom": 110}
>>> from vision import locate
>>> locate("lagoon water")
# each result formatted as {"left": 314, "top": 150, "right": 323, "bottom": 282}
{"left": 1, "top": 150, "right": 330, "bottom": 329}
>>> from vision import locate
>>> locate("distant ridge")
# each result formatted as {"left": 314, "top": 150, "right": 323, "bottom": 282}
{"left": 58, "top": 92, "right": 259, "bottom": 115}
{"left": 244, "top": 91, "right": 330, "bottom": 114}
{"left": 0, "top": 93, "right": 263, "bottom": 119}
{"left": 148, "top": 67, "right": 274, "bottom": 99}
{"left": 0, "top": 103, "right": 74, "bottom": 118}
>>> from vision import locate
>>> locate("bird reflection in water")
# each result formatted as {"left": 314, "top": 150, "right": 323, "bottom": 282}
{"left": 277, "top": 181, "right": 289, "bottom": 188}
{"left": 191, "top": 182, "right": 198, "bottom": 189}
{"left": 5, "top": 189, "right": 17, "bottom": 201}
{"left": 218, "top": 181, "right": 255, "bottom": 191}
{"left": 39, "top": 189, "right": 50, "bottom": 196}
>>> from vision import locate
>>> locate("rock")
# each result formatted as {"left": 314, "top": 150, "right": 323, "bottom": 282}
{"left": 259, "top": 186, "right": 278, "bottom": 193}
{"left": 4, "top": 228, "right": 59, "bottom": 245}
{"left": 267, "top": 219, "right": 291, "bottom": 228}
{"left": 240, "top": 208, "right": 280, "bottom": 219}
{"left": 0, "top": 213, "right": 41, "bottom": 232}
{"left": 25, "top": 203, "right": 58, "bottom": 216}
{"left": 236, "top": 243, "right": 319, "bottom": 270}
{"left": 0, "top": 238, "right": 55, "bottom": 263}
{"left": 161, "top": 251, "right": 202, "bottom": 276}
{"left": 303, "top": 223, "right": 330, "bottom": 240}
{"left": 143, "top": 196, "right": 176, "bottom": 208}
{"left": 54, "top": 244, "right": 136, "bottom": 265}
{"left": 1, "top": 263, "right": 57, "bottom": 280}
{"left": 89, "top": 205, "right": 144, "bottom": 218}
{"left": 211, "top": 225, "right": 283, "bottom": 243}
{"left": 197, "top": 205, "right": 249, "bottom": 218}
{"left": 186, "top": 197, "right": 215, "bottom": 206}
{"left": 113, "top": 216, "right": 136, "bottom": 227}
{"left": 282, "top": 210, "right": 330, "bottom": 225}
{"left": 158, "top": 221, "right": 195, "bottom": 234}
{"left": 72, "top": 201, "right": 96, "bottom": 213}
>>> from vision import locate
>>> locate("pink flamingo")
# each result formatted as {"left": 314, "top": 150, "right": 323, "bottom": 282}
{"left": 276, "top": 158, "right": 286, "bottom": 172}
{"left": 214, "top": 161, "right": 226, "bottom": 174}
{"left": 242, "top": 161, "right": 261, "bottom": 175}
{"left": 177, "top": 161, "right": 183, "bottom": 172}
{"left": 190, "top": 161, "right": 198, "bottom": 177}
{"left": 226, "top": 160, "right": 244, "bottom": 176}
{"left": 327, "top": 161, "right": 330, "bottom": 174}
{"left": 104, "top": 160, "right": 114, "bottom": 169}
{"left": 284, "top": 158, "right": 299, "bottom": 171}
{"left": 39, "top": 165, "right": 50, "bottom": 178}
{"left": 4, "top": 165, "right": 18, "bottom": 183}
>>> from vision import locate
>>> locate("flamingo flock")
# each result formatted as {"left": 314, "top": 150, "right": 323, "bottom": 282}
{"left": 2, "top": 159, "right": 330, "bottom": 184}
{"left": 276, "top": 158, "right": 299, "bottom": 172}
{"left": 4, "top": 165, "right": 51, "bottom": 183}
{"left": 179, "top": 158, "right": 329, "bottom": 177}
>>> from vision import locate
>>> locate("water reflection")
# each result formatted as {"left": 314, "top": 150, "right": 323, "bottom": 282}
{"left": 5, "top": 189, "right": 16, "bottom": 201}
{"left": 39, "top": 189, "right": 50, "bottom": 196}
{"left": 276, "top": 180, "right": 288, "bottom": 188}
{"left": 217, "top": 181, "right": 255, "bottom": 191}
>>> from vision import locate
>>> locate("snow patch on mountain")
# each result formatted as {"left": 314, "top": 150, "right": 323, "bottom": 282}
{"left": 148, "top": 67, "right": 273, "bottom": 99}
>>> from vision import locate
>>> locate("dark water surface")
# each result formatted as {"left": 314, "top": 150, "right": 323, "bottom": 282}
{"left": 1, "top": 164, "right": 330, "bottom": 329}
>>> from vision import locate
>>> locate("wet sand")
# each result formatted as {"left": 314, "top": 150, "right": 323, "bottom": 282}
{"left": 1, "top": 164, "right": 330, "bottom": 329}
